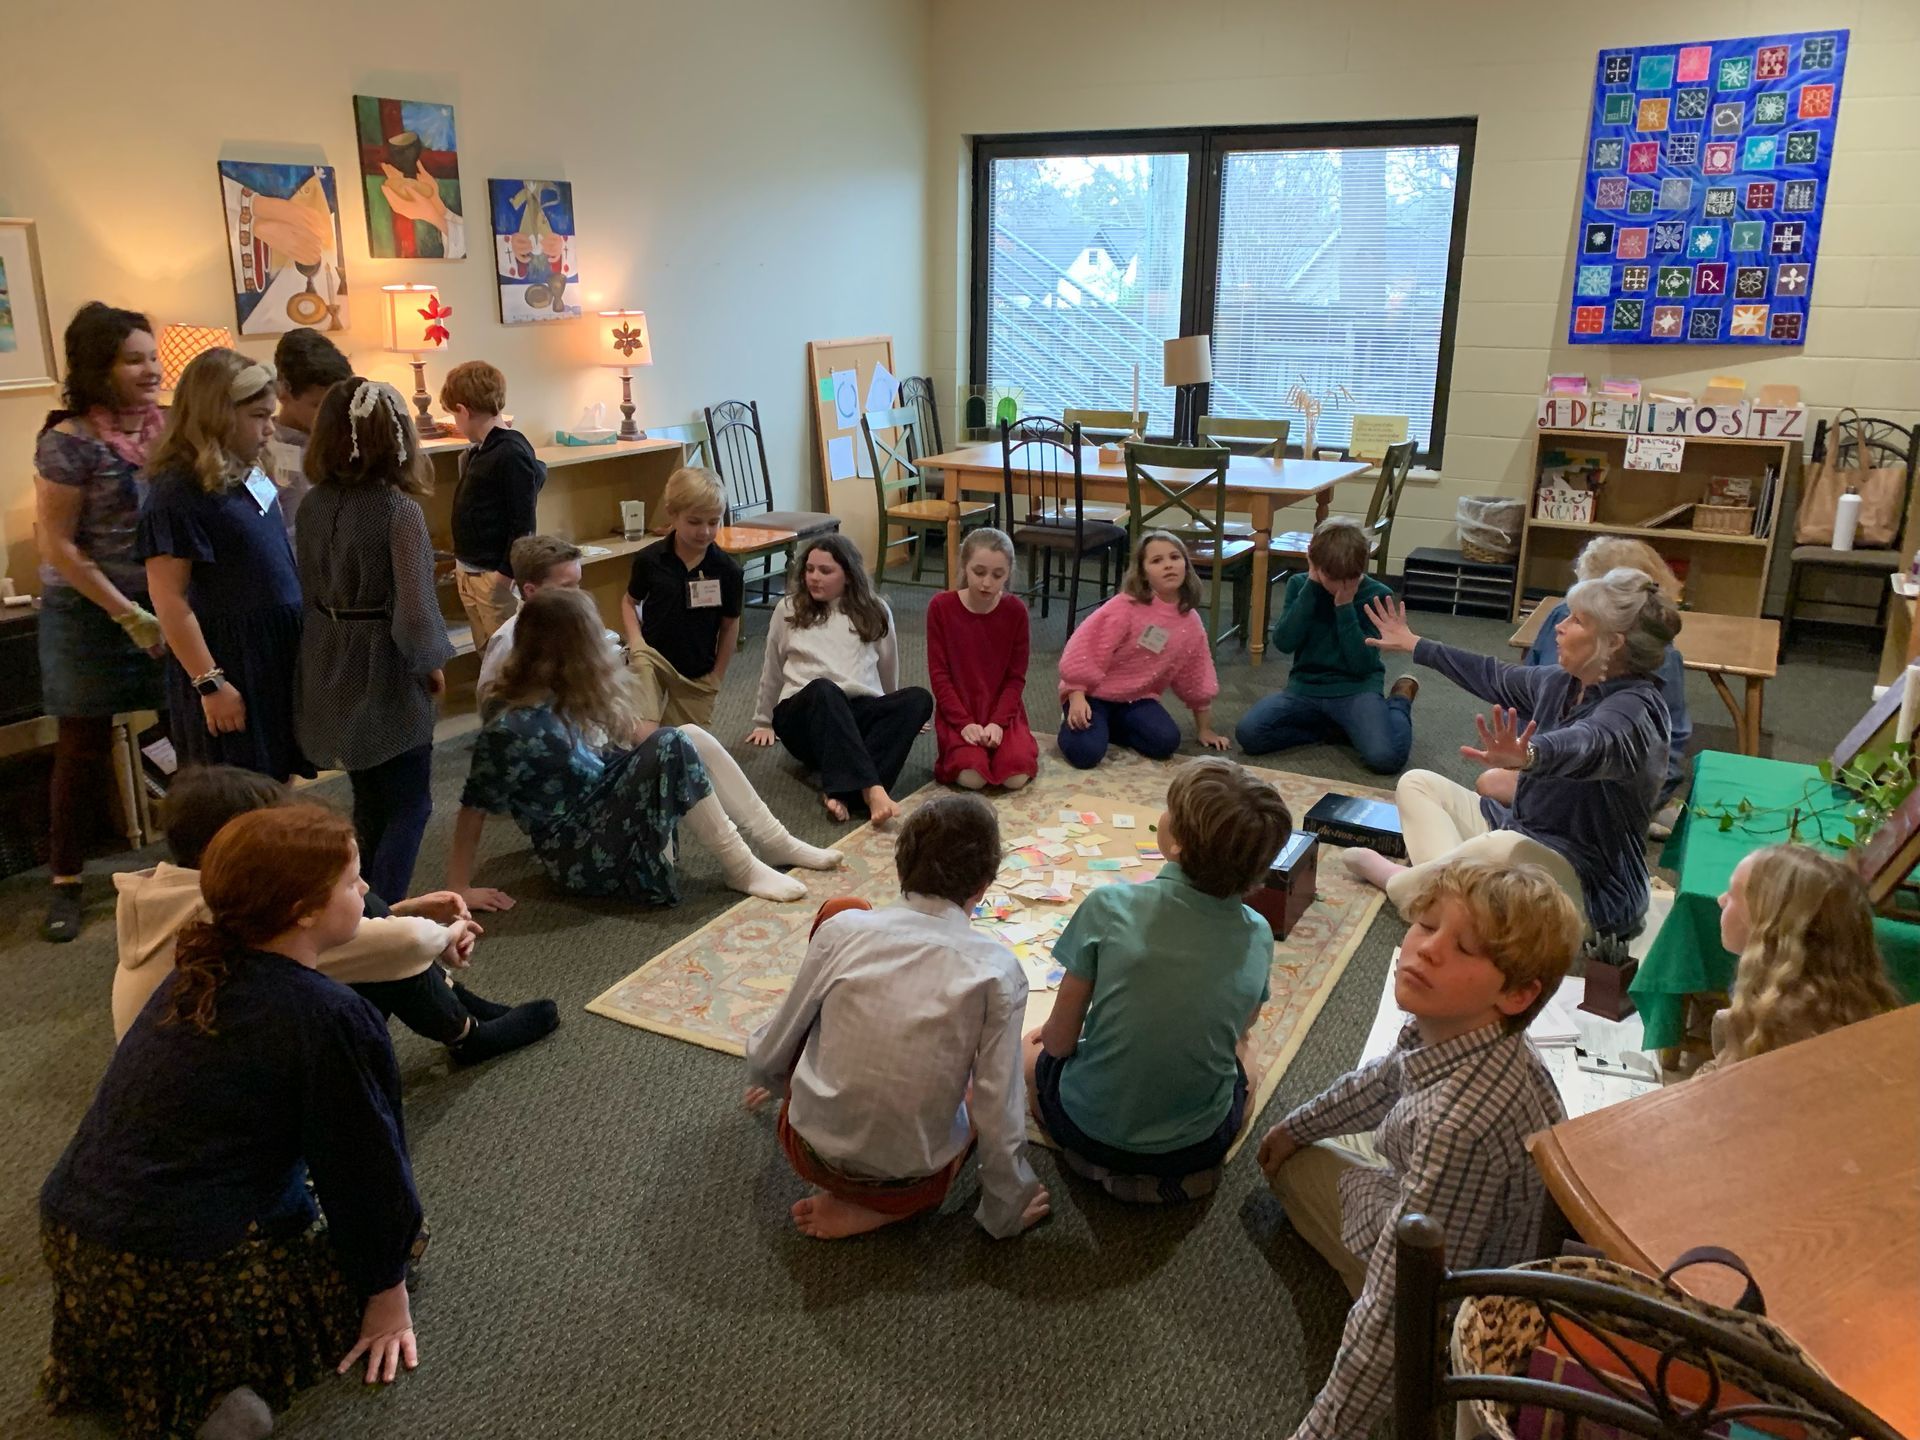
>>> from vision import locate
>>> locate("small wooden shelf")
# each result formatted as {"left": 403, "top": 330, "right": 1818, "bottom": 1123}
{"left": 1524, "top": 517, "right": 1772, "bottom": 547}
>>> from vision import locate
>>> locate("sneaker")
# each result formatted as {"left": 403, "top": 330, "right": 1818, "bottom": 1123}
{"left": 1389, "top": 675, "right": 1420, "bottom": 704}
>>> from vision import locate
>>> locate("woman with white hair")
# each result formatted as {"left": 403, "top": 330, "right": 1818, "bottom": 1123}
{"left": 1344, "top": 568, "right": 1679, "bottom": 939}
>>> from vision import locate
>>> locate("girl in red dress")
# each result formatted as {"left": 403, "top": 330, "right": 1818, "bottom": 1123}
{"left": 927, "top": 527, "right": 1038, "bottom": 790}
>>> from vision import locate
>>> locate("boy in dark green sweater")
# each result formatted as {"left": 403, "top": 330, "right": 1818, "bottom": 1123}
{"left": 1234, "top": 519, "right": 1416, "bottom": 772}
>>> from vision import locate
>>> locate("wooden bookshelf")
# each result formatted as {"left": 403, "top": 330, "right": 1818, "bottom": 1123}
{"left": 1516, "top": 428, "right": 1799, "bottom": 621}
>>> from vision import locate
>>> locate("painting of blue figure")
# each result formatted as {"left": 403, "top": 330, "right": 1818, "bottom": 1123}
{"left": 489, "top": 179, "right": 583, "bottom": 324}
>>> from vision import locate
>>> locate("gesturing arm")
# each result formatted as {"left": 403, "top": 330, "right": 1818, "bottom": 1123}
{"left": 1525, "top": 692, "right": 1663, "bottom": 782}
{"left": 1412, "top": 637, "right": 1552, "bottom": 714}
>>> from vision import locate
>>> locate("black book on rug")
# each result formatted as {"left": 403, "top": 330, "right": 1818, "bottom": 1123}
{"left": 1303, "top": 793, "right": 1406, "bottom": 860}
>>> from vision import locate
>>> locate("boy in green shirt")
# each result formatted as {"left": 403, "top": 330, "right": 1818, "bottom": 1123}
{"left": 1235, "top": 518, "right": 1417, "bottom": 772}
{"left": 1024, "top": 757, "right": 1293, "bottom": 1201}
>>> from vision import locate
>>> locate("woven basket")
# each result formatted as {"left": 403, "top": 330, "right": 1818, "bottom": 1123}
{"left": 1692, "top": 504, "right": 1755, "bottom": 535}
{"left": 1460, "top": 537, "right": 1516, "bottom": 564}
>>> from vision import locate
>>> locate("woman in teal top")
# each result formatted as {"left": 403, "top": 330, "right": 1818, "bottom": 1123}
{"left": 1025, "top": 759, "right": 1292, "bottom": 1194}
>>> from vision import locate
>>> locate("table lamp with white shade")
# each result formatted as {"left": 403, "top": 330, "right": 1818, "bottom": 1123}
{"left": 1163, "top": 333, "right": 1212, "bottom": 446}
{"left": 158, "top": 323, "right": 235, "bottom": 394}
{"left": 598, "top": 309, "right": 652, "bottom": 440}
{"left": 382, "top": 282, "right": 452, "bottom": 438}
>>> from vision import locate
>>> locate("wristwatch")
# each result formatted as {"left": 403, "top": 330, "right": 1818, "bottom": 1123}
{"left": 192, "top": 667, "right": 226, "bottom": 696}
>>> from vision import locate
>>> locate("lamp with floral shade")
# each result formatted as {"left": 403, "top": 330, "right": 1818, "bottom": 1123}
{"left": 382, "top": 283, "right": 452, "bottom": 437}
{"left": 598, "top": 309, "right": 651, "bottom": 440}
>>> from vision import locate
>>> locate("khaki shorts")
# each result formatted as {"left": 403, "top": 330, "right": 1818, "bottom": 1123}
{"left": 1266, "top": 1131, "right": 1388, "bottom": 1298}
{"left": 628, "top": 641, "right": 720, "bottom": 727}
{"left": 454, "top": 568, "right": 519, "bottom": 651}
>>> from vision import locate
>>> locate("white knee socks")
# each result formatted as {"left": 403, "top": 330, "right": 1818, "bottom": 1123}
{"left": 682, "top": 795, "right": 807, "bottom": 901}
{"left": 678, "top": 725, "right": 843, "bottom": 872}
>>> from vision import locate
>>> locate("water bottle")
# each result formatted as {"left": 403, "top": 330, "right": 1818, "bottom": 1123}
{"left": 1832, "top": 490, "right": 1862, "bottom": 552}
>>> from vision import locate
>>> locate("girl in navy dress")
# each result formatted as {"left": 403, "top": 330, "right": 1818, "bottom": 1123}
{"left": 139, "top": 348, "right": 312, "bottom": 781}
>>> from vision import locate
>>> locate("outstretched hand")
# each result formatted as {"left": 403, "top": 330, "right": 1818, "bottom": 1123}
{"left": 1460, "top": 706, "right": 1538, "bottom": 770}
{"left": 746, "top": 726, "right": 776, "bottom": 747}
{"left": 1362, "top": 594, "right": 1419, "bottom": 653}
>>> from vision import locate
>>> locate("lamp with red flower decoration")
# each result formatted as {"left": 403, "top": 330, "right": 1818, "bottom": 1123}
{"left": 382, "top": 283, "right": 453, "bottom": 437}
{"left": 597, "top": 309, "right": 652, "bottom": 440}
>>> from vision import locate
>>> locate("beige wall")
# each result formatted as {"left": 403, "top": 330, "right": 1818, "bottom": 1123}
{"left": 0, "top": 0, "right": 929, "bottom": 584}
{"left": 927, "top": 0, "right": 1920, "bottom": 569}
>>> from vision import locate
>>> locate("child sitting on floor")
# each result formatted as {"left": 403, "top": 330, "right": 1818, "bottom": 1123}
{"left": 744, "top": 794, "right": 1049, "bottom": 1240}
{"left": 1056, "top": 530, "right": 1229, "bottom": 768}
{"left": 1235, "top": 518, "right": 1416, "bottom": 774}
{"left": 621, "top": 467, "right": 742, "bottom": 728}
{"left": 1704, "top": 842, "right": 1901, "bottom": 1073}
{"left": 1257, "top": 857, "right": 1583, "bottom": 1440}
{"left": 113, "top": 764, "right": 558, "bottom": 1064}
{"left": 927, "top": 527, "right": 1037, "bottom": 791}
{"left": 1025, "top": 757, "right": 1291, "bottom": 1202}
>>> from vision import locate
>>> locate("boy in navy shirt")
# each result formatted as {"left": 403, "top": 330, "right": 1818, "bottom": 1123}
{"left": 443, "top": 361, "right": 545, "bottom": 649}
{"left": 621, "top": 467, "right": 743, "bottom": 728}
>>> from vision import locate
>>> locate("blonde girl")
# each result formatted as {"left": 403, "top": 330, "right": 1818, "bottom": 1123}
{"left": 927, "top": 527, "right": 1037, "bottom": 789}
{"left": 621, "top": 466, "right": 742, "bottom": 727}
{"left": 1055, "top": 529, "right": 1228, "bottom": 769}
{"left": 1709, "top": 843, "right": 1901, "bottom": 1069}
{"left": 139, "top": 347, "right": 312, "bottom": 781}
{"left": 450, "top": 587, "right": 839, "bottom": 910}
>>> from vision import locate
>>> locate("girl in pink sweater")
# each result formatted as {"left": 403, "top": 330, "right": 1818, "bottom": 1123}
{"left": 1057, "top": 530, "right": 1228, "bottom": 769}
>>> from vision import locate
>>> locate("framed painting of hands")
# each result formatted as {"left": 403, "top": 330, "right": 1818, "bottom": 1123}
{"left": 216, "top": 162, "right": 349, "bottom": 335}
{"left": 351, "top": 95, "right": 467, "bottom": 259}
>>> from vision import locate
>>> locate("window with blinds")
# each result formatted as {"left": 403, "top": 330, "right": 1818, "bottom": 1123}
{"left": 972, "top": 124, "right": 1473, "bottom": 464}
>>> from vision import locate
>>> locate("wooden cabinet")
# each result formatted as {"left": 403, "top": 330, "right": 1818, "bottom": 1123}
{"left": 1515, "top": 427, "right": 1798, "bottom": 620}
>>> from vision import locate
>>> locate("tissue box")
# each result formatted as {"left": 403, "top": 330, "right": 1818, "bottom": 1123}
{"left": 1244, "top": 831, "right": 1320, "bottom": 941}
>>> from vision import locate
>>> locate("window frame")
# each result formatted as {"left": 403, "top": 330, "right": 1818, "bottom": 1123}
{"left": 970, "top": 119, "right": 1477, "bottom": 466}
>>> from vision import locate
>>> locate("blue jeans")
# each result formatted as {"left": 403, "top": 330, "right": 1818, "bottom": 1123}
{"left": 1057, "top": 697, "right": 1182, "bottom": 769}
{"left": 1235, "top": 689, "right": 1412, "bottom": 774}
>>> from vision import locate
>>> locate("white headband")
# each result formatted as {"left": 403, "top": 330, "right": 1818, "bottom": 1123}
{"left": 346, "top": 380, "right": 411, "bottom": 461}
{"left": 230, "top": 361, "right": 276, "bottom": 401}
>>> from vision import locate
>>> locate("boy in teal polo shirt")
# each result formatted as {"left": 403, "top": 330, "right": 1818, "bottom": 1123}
{"left": 1024, "top": 757, "right": 1293, "bottom": 1199}
{"left": 1235, "top": 518, "right": 1417, "bottom": 773}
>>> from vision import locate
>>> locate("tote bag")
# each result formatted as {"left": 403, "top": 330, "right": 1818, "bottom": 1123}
{"left": 1794, "top": 409, "right": 1906, "bottom": 548}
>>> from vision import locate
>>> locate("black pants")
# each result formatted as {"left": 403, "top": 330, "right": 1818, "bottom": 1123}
{"left": 772, "top": 679, "right": 933, "bottom": 806}
{"left": 349, "top": 743, "right": 435, "bottom": 903}
{"left": 353, "top": 963, "right": 468, "bottom": 1046}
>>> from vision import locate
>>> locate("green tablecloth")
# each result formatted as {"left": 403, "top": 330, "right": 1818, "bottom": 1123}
{"left": 1631, "top": 749, "right": 1920, "bottom": 1050}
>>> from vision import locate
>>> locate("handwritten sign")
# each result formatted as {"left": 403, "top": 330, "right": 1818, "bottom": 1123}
{"left": 1624, "top": 435, "right": 1686, "bottom": 472}
{"left": 1348, "top": 413, "right": 1409, "bottom": 461}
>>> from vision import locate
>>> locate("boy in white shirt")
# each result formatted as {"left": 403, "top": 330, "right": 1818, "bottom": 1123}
{"left": 744, "top": 795, "right": 1049, "bottom": 1240}
{"left": 477, "top": 534, "right": 586, "bottom": 701}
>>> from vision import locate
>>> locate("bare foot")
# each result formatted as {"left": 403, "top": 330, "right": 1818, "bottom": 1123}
{"left": 821, "top": 794, "right": 850, "bottom": 822}
{"left": 1341, "top": 846, "right": 1407, "bottom": 892}
{"left": 790, "top": 1193, "right": 905, "bottom": 1240}
{"left": 864, "top": 787, "right": 900, "bottom": 827}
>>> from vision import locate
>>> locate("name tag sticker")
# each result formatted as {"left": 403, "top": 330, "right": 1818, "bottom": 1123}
{"left": 1137, "top": 624, "right": 1169, "bottom": 654}
{"left": 687, "top": 578, "right": 723, "bottom": 608}
{"left": 243, "top": 468, "right": 278, "bottom": 516}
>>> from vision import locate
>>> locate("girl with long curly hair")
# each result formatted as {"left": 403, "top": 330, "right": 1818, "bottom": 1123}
{"left": 1707, "top": 843, "right": 1902, "bottom": 1070}
{"left": 448, "top": 587, "right": 841, "bottom": 910}
{"left": 39, "top": 805, "right": 424, "bottom": 1438}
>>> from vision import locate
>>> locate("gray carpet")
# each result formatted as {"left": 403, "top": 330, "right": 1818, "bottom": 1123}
{"left": 0, "top": 579, "right": 1874, "bottom": 1439}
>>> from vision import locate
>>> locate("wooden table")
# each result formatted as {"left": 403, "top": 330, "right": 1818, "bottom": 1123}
{"left": 918, "top": 444, "right": 1367, "bottom": 666}
{"left": 1509, "top": 597, "right": 1780, "bottom": 755}
{"left": 1527, "top": 1006, "right": 1920, "bottom": 1438}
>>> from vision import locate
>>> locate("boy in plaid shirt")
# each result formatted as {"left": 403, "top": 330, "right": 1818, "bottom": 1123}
{"left": 1258, "top": 858, "right": 1583, "bottom": 1440}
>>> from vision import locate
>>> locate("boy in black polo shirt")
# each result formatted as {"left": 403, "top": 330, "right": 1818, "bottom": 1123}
{"left": 621, "top": 467, "right": 743, "bottom": 726}
{"left": 443, "top": 360, "right": 546, "bottom": 649}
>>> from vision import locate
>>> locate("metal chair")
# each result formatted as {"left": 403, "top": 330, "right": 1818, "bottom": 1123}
{"left": 898, "top": 376, "right": 945, "bottom": 456}
{"left": 1123, "top": 440, "right": 1253, "bottom": 649}
{"left": 1000, "top": 418, "right": 1126, "bottom": 635}
{"left": 642, "top": 419, "right": 794, "bottom": 609}
{"left": 1783, "top": 415, "right": 1919, "bottom": 643}
{"left": 704, "top": 399, "right": 839, "bottom": 605}
{"left": 863, "top": 404, "right": 993, "bottom": 591}
{"left": 1394, "top": 1213, "right": 1900, "bottom": 1440}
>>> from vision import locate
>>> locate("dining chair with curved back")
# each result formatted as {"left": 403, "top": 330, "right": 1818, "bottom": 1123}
{"left": 863, "top": 404, "right": 994, "bottom": 591}
{"left": 703, "top": 399, "right": 840, "bottom": 606}
{"left": 1123, "top": 440, "right": 1253, "bottom": 649}
{"left": 1783, "top": 414, "right": 1919, "bottom": 643}
{"left": 1000, "top": 417, "right": 1126, "bottom": 635}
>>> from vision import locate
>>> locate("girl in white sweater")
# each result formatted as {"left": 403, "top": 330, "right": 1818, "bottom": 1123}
{"left": 748, "top": 534, "right": 934, "bottom": 825}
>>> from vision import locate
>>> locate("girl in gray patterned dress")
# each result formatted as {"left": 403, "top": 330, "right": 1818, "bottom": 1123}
{"left": 294, "top": 380, "right": 453, "bottom": 900}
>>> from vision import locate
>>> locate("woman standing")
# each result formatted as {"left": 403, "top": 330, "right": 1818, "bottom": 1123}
{"left": 39, "top": 804, "right": 424, "bottom": 1438}
{"left": 139, "top": 348, "right": 312, "bottom": 783}
{"left": 31, "top": 303, "right": 167, "bottom": 942}
{"left": 296, "top": 378, "right": 454, "bottom": 900}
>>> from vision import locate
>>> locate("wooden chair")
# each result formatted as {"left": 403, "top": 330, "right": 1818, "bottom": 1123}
{"left": 704, "top": 399, "right": 839, "bottom": 605}
{"left": 1394, "top": 1213, "right": 1901, "bottom": 1440}
{"left": 1783, "top": 415, "right": 1919, "bottom": 644}
{"left": 1123, "top": 441, "right": 1253, "bottom": 649}
{"left": 1064, "top": 406, "right": 1148, "bottom": 443}
{"left": 1197, "top": 414, "right": 1290, "bottom": 459}
{"left": 1001, "top": 418, "right": 1126, "bottom": 634}
{"left": 647, "top": 419, "right": 711, "bottom": 469}
{"left": 898, "top": 376, "right": 945, "bottom": 456}
{"left": 862, "top": 404, "right": 993, "bottom": 590}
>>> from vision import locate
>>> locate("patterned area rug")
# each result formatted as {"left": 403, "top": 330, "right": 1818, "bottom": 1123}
{"left": 587, "top": 753, "right": 1392, "bottom": 1153}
